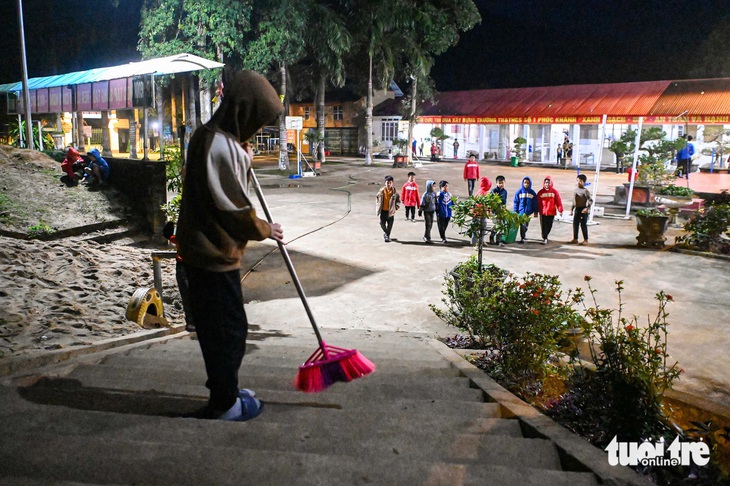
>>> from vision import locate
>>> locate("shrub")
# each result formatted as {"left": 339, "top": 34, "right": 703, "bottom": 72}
{"left": 432, "top": 259, "right": 577, "bottom": 388}
{"left": 549, "top": 278, "right": 681, "bottom": 444}
{"left": 675, "top": 203, "right": 730, "bottom": 253}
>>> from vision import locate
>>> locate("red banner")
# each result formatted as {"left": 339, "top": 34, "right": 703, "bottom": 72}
{"left": 92, "top": 81, "right": 109, "bottom": 110}
{"left": 416, "top": 115, "right": 729, "bottom": 125}
{"left": 62, "top": 86, "right": 73, "bottom": 111}
{"left": 49, "top": 87, "right": 62, "bottom": 112}
{"left": 76, "top": 83, "right": 92, "bottom": 111}
{"left": 109, "top": 78, "right": 128, "bottom": 110}
{"left": 36, "top": 89, "right": 49, "bottom": 113}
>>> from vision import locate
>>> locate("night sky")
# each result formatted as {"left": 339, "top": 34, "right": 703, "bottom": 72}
{"left": 2, "top": 0, "right": 730, "bottom": 91}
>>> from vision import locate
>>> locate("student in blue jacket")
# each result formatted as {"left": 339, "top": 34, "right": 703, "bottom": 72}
{"left": 513, "top": 176, "right": 538, "bottom": 243}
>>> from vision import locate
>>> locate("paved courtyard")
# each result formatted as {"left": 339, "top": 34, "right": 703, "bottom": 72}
{"left": 247, "top": 156, "right": 730, "bottom": 408}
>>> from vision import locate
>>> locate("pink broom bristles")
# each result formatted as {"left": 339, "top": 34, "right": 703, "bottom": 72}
{"left": 294, "top": 343, "right": 376, "bottom": 393}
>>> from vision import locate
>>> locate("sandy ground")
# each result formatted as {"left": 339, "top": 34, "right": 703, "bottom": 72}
{"left": 0, "top": 146, "right": 183, "bottom": 358}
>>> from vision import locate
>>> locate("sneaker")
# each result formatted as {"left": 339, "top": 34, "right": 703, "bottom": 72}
{"left": 542, "top": 239, "right": 548, "bottom": 245}
{"left": 498, "top": 242, "right": 505, "bottom": 247}
{"left": 384, "top": 236, "right": 391, "bottom": 243}
{"left": 441, "top": 239, "right": 447, "bottom": 244}
{"left": 569, "top": 239, "right": 579, "bottom": 244}
{"left": 518, "top": 239, "right": 525, "bottom": 244}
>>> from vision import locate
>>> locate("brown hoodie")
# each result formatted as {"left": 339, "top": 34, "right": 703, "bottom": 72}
{"left": 176, "top": 70, "right": 284, "bottom": 272}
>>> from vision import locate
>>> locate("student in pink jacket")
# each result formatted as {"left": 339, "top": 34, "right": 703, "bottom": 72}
{"left": 536, "top": 175, "right": 563, "bottom": 245}
{"left": 463, "top": 154, "right": 480, "bottom": 196}
{"left": 400, "top": 171, "right": 421, "bottom": 221}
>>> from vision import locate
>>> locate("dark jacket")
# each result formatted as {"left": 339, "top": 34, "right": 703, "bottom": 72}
{"left": 420, "top": 180, "right": 437, "bottom": 212}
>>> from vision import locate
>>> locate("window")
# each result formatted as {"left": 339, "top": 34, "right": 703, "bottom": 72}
{"left": 304, "top": 107, "right": 310, "bottom": 120}
{"left": 333, "top": 105, "right": 344, "bottom": 121}
{"left": 381, "top": 119, "right": 398, "bottom": 141}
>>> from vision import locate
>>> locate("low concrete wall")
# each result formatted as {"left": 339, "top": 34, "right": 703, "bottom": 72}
{"left": 91, "top": 156, "right": 167, "bottom": 236}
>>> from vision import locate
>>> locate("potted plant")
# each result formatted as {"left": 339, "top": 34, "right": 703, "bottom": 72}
{"left": 451, "top": 193, "right": 528, "bottom": 270}
{"left": 608, "top": 128, "right": 637, "bottom": 173}
{"left": 392, "top": 138, "right": 409, "bottom": 167}
{"left": 429, "top": 127, "right": 450, "bottom": 161}
{"left": 623, "top": 128, "right": 679, "bottom": 205}
{"left": 635, "top": 207, "right": 670, "bottom": 247}
{"left": 511, "top": 137, "right": 526, "bottom": 166}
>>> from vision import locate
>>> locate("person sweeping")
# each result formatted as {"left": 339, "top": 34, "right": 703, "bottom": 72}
{"left": 176, "top": 70, "right": 285, "bottom": 421}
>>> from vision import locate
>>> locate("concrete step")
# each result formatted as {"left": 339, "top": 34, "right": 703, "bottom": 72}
{"left": 64, "top": 361, "right": 480, "bottom": 401}
{"left": 8, "top": 379, "right": 503, "bottom": 433}
{"left": 0, "top": 433, "right": 600, "bottom": 486}
{"left": 99, "top": 350, "right": 463, "bottom": 377}
{"left": 1, "top": 403, "right": 549, "bottom": 466}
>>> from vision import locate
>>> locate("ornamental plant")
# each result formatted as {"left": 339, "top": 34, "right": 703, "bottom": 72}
{"left": 675, "top": 202, "right": 730, "bottom": 253}
{"left": 451, "top": 193, "right": 528, "bottom": 269}
{"left": 431, "top": 259, "right": 577, "bottom": 390}
{"left": 553, "top": 278, "right": 682, "bottom": 444}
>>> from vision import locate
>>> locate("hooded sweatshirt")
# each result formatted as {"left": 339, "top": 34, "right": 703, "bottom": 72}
{"left": 176, "top": 70, "right": 284, "bottom": 272}
{"left": 475, "top": 176, "right": 492, "bottom": 196}
{"left": 513, "top": 176, "right": 538, "bottom": 215}
{"left": 536, "top": 175, "right": 564, "bottom": 216}
{"left": 61, "top": 147, "right": 81, "bottom": 179}
{"left": 420, "top": 180, "right": 437, "bottom": 212}
{"left": 87, "top": 148, "right": 110, "bottom": 181}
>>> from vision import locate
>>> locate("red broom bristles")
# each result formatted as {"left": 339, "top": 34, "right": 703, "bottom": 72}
{"left": 294, "top": 342, "right": 376, "bottom": 393}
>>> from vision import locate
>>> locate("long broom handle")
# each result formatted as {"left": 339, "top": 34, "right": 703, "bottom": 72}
{"left": 249, "top": 169, "right": 326, "bottom": 350}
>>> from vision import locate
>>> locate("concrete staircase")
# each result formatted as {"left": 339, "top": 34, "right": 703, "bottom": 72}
{"left": 0, "top": 329, "right": 646, "bottom": 485}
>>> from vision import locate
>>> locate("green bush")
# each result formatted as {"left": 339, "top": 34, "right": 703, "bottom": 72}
{"left": 675, "top": 203, "right": 730, "bottom": 253}
{"left": 432, "top": 258, "right": 576, "bottom": 388}
{"left": 549, "top": 278, "right": 681, "bottom": 444}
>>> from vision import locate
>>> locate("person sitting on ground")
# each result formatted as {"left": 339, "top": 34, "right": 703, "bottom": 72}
{"left": 60, "top": 147, "right": 85, "bottom": 186}
{"left": 84, "top": 148, "right": 110, "bottom": 187}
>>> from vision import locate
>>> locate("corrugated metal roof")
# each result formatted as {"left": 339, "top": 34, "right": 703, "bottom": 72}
{"left": 0, "top": 53, "right": 224, "bottom": 94}
{"left": 413, "top": 80, "right": 671, "bottom": 118}
{"left": 649, "top": 78, "right": 730, "bottom": 116}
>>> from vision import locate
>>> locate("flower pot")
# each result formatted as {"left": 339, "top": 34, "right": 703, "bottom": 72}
{"left": 392, "top": 155, "right": 408, "bottom": 168}
{"left": 623, "top": 183, "right": 653, "bottom": 206}
{"left": 655, "top": 195, "right": 693, "bottom": 226}
{"left": 636, "top": 214, "right": 670, "bottom": 248}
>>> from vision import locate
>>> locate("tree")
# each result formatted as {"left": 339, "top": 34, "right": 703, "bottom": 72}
{"left": 302, "top": 0, "right": 352, "bottom": 165}
{"left": 244, "top": 0, "right": 308, "bottom": 170}
{"left": 346, "top": 0, "right": 480, "bottom": 165}
{"left": 138, "top": 0, "right": 252, "bottom": 127}
{"left": 689, "top": 14, "right": 730, "bottom": 78}
{"left": 608, "top": 128, "right": 637, "bottom": 172}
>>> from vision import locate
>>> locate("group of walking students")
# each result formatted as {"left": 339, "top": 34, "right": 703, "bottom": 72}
{"left": 376, "top": 155, "right": 593, "bottom": 245}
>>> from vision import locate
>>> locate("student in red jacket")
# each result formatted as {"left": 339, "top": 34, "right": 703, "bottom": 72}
{"left": 536, "top": 175, "right": 564, "bottom": 245}
{"left": 400, "top": 171, "right": 421, "bottom": 221}
{"left": 463, "top": 154, "right": 480, "bottom": 196}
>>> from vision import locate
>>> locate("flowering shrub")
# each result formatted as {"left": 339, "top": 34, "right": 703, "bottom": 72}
{"left": 547, "top": 278, "right": 682, "bottom": 444}
{"left": 431, "top": 258, "right": 576, "bottom": 388}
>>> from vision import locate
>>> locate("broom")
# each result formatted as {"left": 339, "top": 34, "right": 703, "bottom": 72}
{"left": 249, "top": 169, "right": 375, "bottom": 393}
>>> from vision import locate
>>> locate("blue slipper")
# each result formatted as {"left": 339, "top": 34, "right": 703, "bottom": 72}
{"left": 239, "top": 388, "right": 256, "bottom": 398}
{"left": 230, "top": 394, "right": 264, "bottom": 422}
